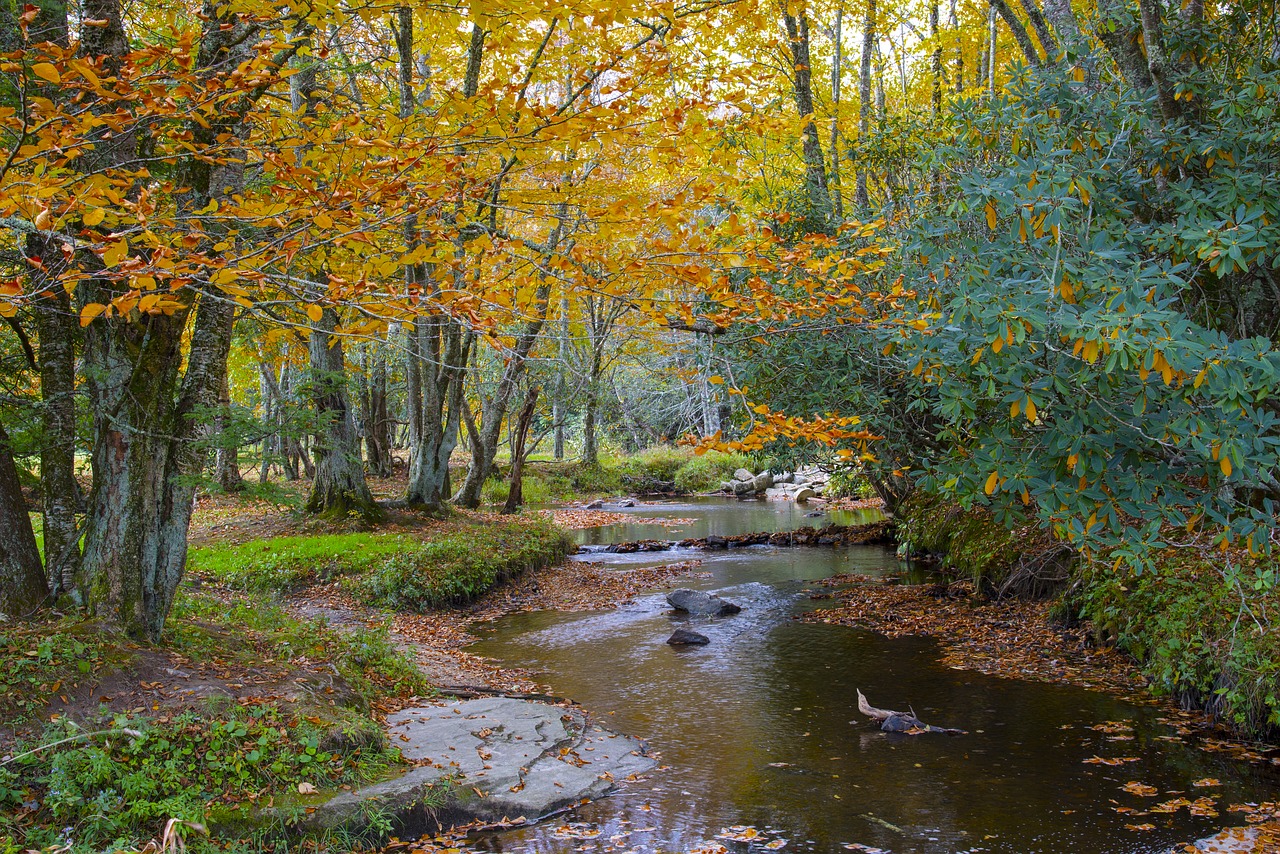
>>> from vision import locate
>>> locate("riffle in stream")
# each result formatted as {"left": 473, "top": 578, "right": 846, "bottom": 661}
{"left": 460, "top": 499, "right": 1279, "bottom": 854}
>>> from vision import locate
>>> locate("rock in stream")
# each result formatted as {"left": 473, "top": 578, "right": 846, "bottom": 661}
{"left": 666, "top": 588, "right": 742, "bottom": 617}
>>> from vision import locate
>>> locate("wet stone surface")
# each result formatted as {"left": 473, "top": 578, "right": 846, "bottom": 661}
{"left": 316, "top": 698, "right": 654, "bottom": 831}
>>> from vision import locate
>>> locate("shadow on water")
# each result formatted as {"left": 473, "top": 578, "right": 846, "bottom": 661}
{"left": 465, "top": 500, "right": 1280, "bottom": 853}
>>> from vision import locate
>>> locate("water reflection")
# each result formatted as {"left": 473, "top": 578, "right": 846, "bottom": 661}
{"left": 466, "top": 501, "right": 1279, "bottom": 853}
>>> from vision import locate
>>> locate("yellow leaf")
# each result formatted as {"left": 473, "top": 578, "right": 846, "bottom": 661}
{"left": 83, "top": 207, "right": 105, "bottom": 227}
{"left": 707, "top": 375, "right": 724, "bottom": 385}
{"left": 992, "top": 335, "right": 1004, "bottom": 354}
{"left": 103, "top": 240, "right": 127, "bottom": 267}
{"left": 1025, "top": 399, "right": 1037, "bottom": 422}
{"left": 305, "top": 304, "right": 324, "bottom": 323}
{"left": 1010, "top": 399, "right": 1021, "bottom": 418}
{"left": 984, "top": 201, "right": 997, "bottom": 230}
{"left": 80, "top": 303, "right": 108, "bottom": 326}
{"left": 315, "top": 212, "right": 334, "bottom": 229}
{"left": 31, "top": 63, "right": 60, "bottom": 84}
{"left": 984, "top": 471, "right": 999, "bottom": 495}
{"left": 1220, "top": 456, "right": 1232, "bottom": 477}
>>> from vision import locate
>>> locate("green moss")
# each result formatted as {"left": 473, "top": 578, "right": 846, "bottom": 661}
{"left": 189, "top": 531, "right": 423, "bottom": 592}
{"left": 1079, "top": 554, "right": 1280, "bottom": 736}
{"left": 353, "top": 518, "right": 572, "bottom": 611}
{"left": 896, "top": 492, "right": 1018, "bottom": 587}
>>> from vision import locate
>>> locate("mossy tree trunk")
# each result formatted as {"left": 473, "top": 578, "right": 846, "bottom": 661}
{"left": 76, "top": 0, "right": 299, "bottom": 641}
{"left": 0, "top": 422, "right": 48, "bottom": 618}
{"left": 306, "top": 306, "right": 382, "bottom": 521}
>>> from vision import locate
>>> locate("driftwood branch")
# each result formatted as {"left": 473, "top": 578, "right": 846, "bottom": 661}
{"left": 856, "top": 689, "right": 965, "bottom": 735}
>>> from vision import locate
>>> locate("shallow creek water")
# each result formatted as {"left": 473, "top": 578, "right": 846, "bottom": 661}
{"left": 465, "top": 499, "right": 1279, "bottom": 853}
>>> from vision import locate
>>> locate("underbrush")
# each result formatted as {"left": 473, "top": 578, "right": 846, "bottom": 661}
{"left": 0, "top": 704, "right": 394, "bottom": 853}
{"left": 1079, "top": 551, "right": 1280, "bottom": 736}
{"left": 0, "top": 592, "right": 425, "bottom": 853}
{"left": 895, "top": 491, "right": 1020, "bottom": 589}
{"left": 168, "top": 594, "right": 429, "bottom": 705}
{"left": 898, "top": 492, "right": 1280, "bottom": 738}
{"left": 478, "top": 446, "right": 773, "bottom": 504}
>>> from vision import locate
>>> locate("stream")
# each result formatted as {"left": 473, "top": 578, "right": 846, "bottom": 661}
{"left": 464, "top": 498, "right": 1280, "bottom": 853}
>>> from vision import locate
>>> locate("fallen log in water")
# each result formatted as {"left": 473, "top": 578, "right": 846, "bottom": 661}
{"left": 855, "top": 689, "right": 965, "bottom": 735}
{"left": 582, "top": 521, "right": 895, "bottom": 556}
{"left": 678, "top": 521, "right": 895, "bottom": 550}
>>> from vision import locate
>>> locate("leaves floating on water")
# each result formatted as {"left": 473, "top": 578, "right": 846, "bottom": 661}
{"left": 715, "top": 825, "right": 761, "bottom": 842}
{"left": 1125, "top": 823, "right": 1157, "bottom": 831}
{"left": 552, "top": 823, "right": 601, "bottom": 840}
{"left": 1083, "top": 755, "right": 1140, "bottom": 765}
{"left": 1194, "top": 777, "right": 1222, "bottom": 787}
{"left": 1122, "top": 781, "right": 1159, "bottom": 797}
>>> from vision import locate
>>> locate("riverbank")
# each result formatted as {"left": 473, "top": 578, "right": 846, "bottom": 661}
{"left": 892, "top": 491, "right": 1280, "bottom": 742}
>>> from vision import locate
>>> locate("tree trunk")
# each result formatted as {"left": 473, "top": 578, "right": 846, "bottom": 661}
{"left": 30, "top": 243, "right": 81, "bottom": 597}
{"left": 989, "top": 0, "right": 1043, "bottom": 66}
{"left": 830, "top": 4, "right": 844, "bottom": 220}
{"left": 0, "top": 422, "right": 48, "bottom": 618}
{"left": 930, "top": 0, "right": 942, "bottom": 114}
{"left": 305, "top": 307, "right": 381, "bottom": 520}
{"left": 405, "top": 315, "right": 472, "bottom": 512}
{"left": 214, "top": 370, "right": 243, "bottom": 492}
{"left": 502, "top": 385, "right": 541, "bottom": 514}
{"left": 582, "top": 382, "right": 599, "bottom": 468}
{"left": 855, "top": 0, "right": 875, "bottom": 210}
{"left": 553, "top": 292, "right": 569, "bottom": 459}
{"left": 1016, "top": 0, "right": 1058, "bottom": 58}
{"left": 784, "top": 12, "right": 832, "bottom": 227}
{"left": 76, "top": 0, "right": 267, "bottom": 642}
{"left": 366, "top": 341, "right": 391, "bottom": 476}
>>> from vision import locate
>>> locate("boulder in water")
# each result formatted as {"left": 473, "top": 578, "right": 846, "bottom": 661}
{"left": 733, "top": 468, "right": 755, "bottom": 482}
{"left": 666, "top": 588, "right": 742, "bottom": 617}
{"left": 667, "top": 628, "right": 710, "bottom": 645}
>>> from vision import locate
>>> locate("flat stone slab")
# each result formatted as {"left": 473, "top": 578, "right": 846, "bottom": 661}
{"left": 312, "top": 697, "right": 655, "bottom": 834}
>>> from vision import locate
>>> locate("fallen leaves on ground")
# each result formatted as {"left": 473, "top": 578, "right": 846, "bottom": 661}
{"left": 805, "top": 579, "right": 1146, "bottom": 694}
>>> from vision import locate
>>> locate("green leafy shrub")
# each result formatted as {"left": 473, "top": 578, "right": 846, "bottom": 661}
{"left": 0, "top": 627, "right": 114, "bottom": 726}
{"left": 826, "top": 468, "right": 876, "bottom": 500}
{"left": 672, "top": 450, "right": 759, "bottom": 494}
{"left": 353, "top": 519, "right": 571, "bottom": 611}
{"left": 1080, "top": 554, "right": 1280, "bottom": 735}
{"left": 3, "top": 706, "right": 394, "bottom": 851}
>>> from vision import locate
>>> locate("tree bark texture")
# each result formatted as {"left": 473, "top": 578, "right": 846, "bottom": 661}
{"left": 0, "top": 422, "right": 48, "bottom": 618}
{"left": 856, "top": 0, "right": 875, "bottom": 210}
{"left": 784, "top": 12, "right": 833, "bottom": 227}
{"left": 76, "top": 0, "right": 296, "bottom": 640}
{"left": 306, "top": 307, "right": 381, "bottom": 519}
{"left": 501, "top": 385, "right": 540, "bottom": 514}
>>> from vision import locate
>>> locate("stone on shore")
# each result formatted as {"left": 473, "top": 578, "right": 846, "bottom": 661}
{"left": 302, "top": 697, "right": 654, "bottom": 835}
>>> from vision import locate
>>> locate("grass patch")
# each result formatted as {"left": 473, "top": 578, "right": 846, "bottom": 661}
{"left": 671, "top": 450, "right": 766, "bottom": 494}
{"left": 354, "top": 518, "right": 572, "bottom": 611}
{"left": 189, "top": 517, "right": 572, "bottom": 614}
{"left": 189, "top": 531, "right": 425, "bottom": 592}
